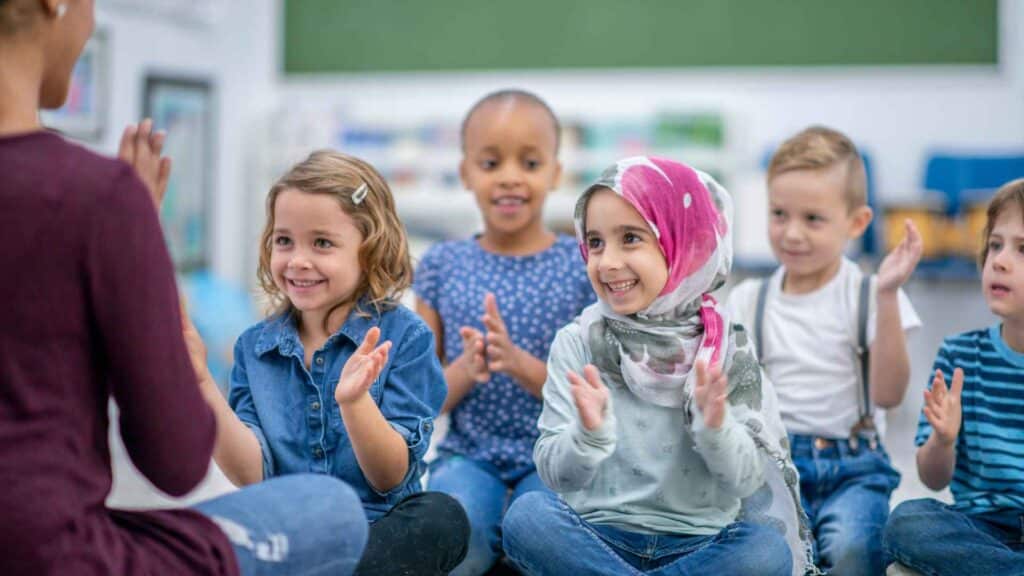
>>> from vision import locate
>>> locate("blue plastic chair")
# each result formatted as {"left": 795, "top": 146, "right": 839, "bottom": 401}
{"left": 923, "top": 153, "right": 1024, "bottom": 215}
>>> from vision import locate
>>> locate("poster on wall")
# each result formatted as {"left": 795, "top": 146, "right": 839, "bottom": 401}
{"left": 143, "top": 75, "right": 215, "bottom": 271}
{"left": 40, "top": 29, "right": 107, "bottom": 141}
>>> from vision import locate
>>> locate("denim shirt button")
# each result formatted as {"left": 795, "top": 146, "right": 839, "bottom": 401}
{"left": 311, "top": 401, "right": 321, "bottom": 411}
{"left": 313, "top": 447, "right": 324, "bottom": 459}
{"left": 315, "top": 356, "right": 324, "bottom": 366}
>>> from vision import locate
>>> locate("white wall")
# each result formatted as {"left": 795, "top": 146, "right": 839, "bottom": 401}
{"left": 272, "top": 0, "right": 1024, "bottom": 263}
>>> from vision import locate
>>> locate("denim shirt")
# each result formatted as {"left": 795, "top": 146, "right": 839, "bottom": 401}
{"left": 228, "top": 301, "right": 446, "bottom": 520}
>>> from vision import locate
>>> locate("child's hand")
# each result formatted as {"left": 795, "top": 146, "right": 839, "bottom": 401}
{"left": 336, "top": 327, "right": 391, "bottom": 406}
{"left": 923, "top": 368, "right": 964, "bottom": 447}
{"left": 568, "top": 365, "right": 609, "bottom": 431}
{"left": 458, "top": 326, "right": 490, "bottom": 383}
{"left": 118, "top": 119, "right": 172, "bottom": 208}
{"left": 179, "top": 298, "right": 212, "bottom": 381}
{"left": 481, "top": 293, "right": 524, "bottom": 376}
{"left": 694, "top": 360, "right": 728, "bottom": 429}
{"left": 877, "top": 219, "right": 923, "bottom": 294}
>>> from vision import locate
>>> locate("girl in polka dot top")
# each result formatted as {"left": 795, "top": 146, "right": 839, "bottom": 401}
{"left": 414, "top": 90, "right": 595, "bottom": 575}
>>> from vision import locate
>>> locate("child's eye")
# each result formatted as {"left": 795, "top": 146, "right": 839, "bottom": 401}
{"left": 480, "top": 159, "right": 498, "bottom": 170}
{"left": 623, "top": 232, "right": 641, "bottom": 244}
{"left": 314, "top": 238, "right": 334, "bottom": 249}
{"left": 770, "top": 209, "right": 785, "bottom": 220}
{"left": 523, "top": 158, "right": 541, "bottom": 170}
{"left": 806, "top": 214, "right": 823, "bottom": 223}
{"left": 274, "top": 235, "right": 292, "bottom": 247}
{"left": 587, "top": 236, "right": 604, "bottom": 251}
{"left": 989, "top": 239, "right": 1003, "bottom": 252}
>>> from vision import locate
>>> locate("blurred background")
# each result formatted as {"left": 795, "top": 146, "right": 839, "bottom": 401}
{"left": 57, "top": 0, "right": 1019, "bottom": 511}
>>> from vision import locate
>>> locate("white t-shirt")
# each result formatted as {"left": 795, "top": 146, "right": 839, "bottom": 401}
{"left": 727, "top": 258, "right": 921, "bottom": 438}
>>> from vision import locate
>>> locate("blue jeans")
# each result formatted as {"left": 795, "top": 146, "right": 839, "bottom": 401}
{"left": 428, "top": 456, "right": 547, "bottom": 576}
{"left": 884, "top": 498, "right": 1024, "bottom": 576}
{"left": 194, "top": 474, "right": 368, "bottom": 576}
{"left": 502, "top": 490, "right": 791, "bottom": 576}
{"left": 790, "top": 434, "right": 900, "bottom": 576}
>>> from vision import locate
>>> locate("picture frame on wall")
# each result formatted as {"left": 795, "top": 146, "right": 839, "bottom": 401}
{"left": 40, "top": 28, "right": 108, "bottom": 141}
{"left": 143, "top": 75, "right": 215, "bottom": 271}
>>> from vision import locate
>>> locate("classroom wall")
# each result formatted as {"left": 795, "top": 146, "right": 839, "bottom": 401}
{"left": 274, "top": 1, "right": 1024, "bottom": 265}
{"left": 91, "top": 0, "right": 276, "bottom": 283}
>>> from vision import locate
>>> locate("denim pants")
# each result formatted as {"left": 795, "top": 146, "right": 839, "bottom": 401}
{"left": 194, "top": 474, "right": 369, "bottom": 576}
{"left": 789, "top": 433, "right": 901, "bottom": 576}
{"left": 883, "top": 498, "right": 1024, "bottom": 576}
{"left": 501, "top": 490, "right": 792, "bottom": 576}
{"left": 428, "top": 456, "right": 547, "bottom": 576}
{"left": 355, "top": 491, "right": 471, "bottom": 576}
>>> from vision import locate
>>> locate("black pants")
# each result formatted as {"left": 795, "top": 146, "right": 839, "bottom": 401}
{"left": 355, "top": 491, "right": 470, "bottom": 575}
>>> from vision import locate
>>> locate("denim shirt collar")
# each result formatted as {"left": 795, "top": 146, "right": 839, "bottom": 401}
{"left": 254, "top": 298, "right": 383, "bottom": 358}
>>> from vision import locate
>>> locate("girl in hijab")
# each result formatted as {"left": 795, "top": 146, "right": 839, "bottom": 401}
{"left": 501, "top": 157, "right": 814, "bottom": 575}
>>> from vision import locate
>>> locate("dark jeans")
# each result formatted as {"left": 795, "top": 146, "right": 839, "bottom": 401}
{"left": 789, "top": 433, "right": 901, "bottom": 576}
{"left": 355, "top": 491, "right": 471, "bottom": 576}
{"left": 884, "top": 498, "right": 1024, "bottom": 576}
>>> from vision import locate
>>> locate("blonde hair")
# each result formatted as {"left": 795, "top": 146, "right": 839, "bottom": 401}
{"left": 767, "top": 126, "right": 867, "bottom": 211}
{"left": 257, "top": 150, "right": 412, "bottom": 325}
{"left": 979, "top": 178, "right": 1024, "bottom": 268}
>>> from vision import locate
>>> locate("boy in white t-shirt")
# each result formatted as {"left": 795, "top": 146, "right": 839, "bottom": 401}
{"left": 727, "top": 126, "right": 923, "bottom": 576}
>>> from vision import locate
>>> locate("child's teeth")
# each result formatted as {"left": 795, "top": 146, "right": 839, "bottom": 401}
{"left": 609, "top": 280, "right": 636, "bottom": 291}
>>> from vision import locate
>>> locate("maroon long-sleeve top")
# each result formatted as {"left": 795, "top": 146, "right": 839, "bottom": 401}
{"left": 0, "top": 131, "right": 238, "bottom": 575}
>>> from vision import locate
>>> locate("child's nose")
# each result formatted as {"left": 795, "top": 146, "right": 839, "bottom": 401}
{"left": 288, "top": 253, "right": 313, "bottom": 270}
{"left": 497, "top": 164, "right": 524, "bottom": 186}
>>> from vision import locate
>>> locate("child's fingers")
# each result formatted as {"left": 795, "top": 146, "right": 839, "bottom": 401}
{"left": 484, "top": 293, "right": 505, "bottom": 329}
{"left": 356, "top": 326, "right": 381, "bottom": 355}
{"left": 931, "top": 369, "right": 947, "bottom": 400}
{"left": 567, "top": 370, "right": 584, "bottom": 389}
{"left": 695, "top": 360, "right": 708, "bottom": 390}
{"left": 922, "top": 405, "right": 942, "bottom": 428}
{"left": 950, "top": 368, "right": 965, "bottom": 398}
{"left": 582, "top": 364, "right": 605, "bottom": 391}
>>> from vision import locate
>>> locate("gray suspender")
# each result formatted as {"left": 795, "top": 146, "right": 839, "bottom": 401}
{"left": 753, "top": 271, "right": 875, "bottom": 447}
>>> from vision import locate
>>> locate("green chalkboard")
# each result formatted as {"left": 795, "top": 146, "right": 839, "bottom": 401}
{"left": 283, "top": 0, "right": 997, "bottom": 74}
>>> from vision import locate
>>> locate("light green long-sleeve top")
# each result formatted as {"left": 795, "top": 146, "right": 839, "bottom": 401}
{"left": 534, "top": 322, "right": 764, "bottom": 536}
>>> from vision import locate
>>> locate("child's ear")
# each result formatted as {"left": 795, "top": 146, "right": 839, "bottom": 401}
{"left": 848, "top": 205, "right": 874, "bottom": 239}
{"left": 459, "top": 158, "right": 469, "bottom": 190}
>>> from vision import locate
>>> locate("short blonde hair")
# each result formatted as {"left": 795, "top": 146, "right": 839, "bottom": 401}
{"left": 257, "top": 150, "right": 412, "bottom": 323}
{"left": 978, "top": 178, "right": 1024, "bottom": 268}
{"left": 767, "top": 126, "right": 867, "bottom": 211}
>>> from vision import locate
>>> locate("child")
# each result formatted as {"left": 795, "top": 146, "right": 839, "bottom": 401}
{"left": 0, "top": 2, "right": 364, "bottom": 575}
{"left": 414, "top": 89, "right": 595, "bottom": 575}
{"left": 185, "top": 150, "right": 469, "bottom": 575}
{"left": 502, "top": 157, "right": 812, "bottom": 576}
{"left": 727, "top": 126, "right": 922, "bottom": 575}
{"left": 883, "top": 178, "right": 1024, "bottom": 576}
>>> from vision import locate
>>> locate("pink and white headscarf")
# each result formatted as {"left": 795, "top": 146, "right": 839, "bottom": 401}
{"left": 573, "top": 156, "right": 733, "bottom": 409}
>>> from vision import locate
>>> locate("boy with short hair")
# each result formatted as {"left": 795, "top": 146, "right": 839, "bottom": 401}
{"left": 883, "top": 178, "right": 1024, "bottom": 576}
{"left": 727, "top": 126, "right": 923, "bottom": 575}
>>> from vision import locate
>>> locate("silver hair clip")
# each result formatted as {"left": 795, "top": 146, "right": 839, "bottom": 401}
{"left": 351, "top": 183, "right": 368, "bottom": 205}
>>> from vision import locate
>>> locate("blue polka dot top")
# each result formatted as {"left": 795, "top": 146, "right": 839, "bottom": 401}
{"left": 414, "top": 234, "right": 596, "bottom": 480}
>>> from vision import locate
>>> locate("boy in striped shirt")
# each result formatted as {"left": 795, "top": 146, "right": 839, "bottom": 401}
{"left": 884, "top": 178, "right": 1024, "bottom": 576}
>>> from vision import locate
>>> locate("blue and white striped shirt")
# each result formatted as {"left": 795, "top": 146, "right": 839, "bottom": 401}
{"left": 915, "top": 325, "right": 1024, "bottom": 515}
